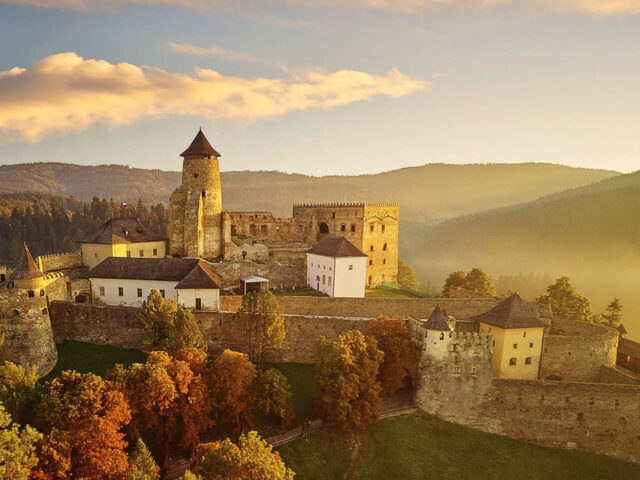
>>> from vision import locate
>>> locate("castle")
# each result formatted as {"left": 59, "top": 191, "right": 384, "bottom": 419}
{"left": 1, "top": 130, "right": 640, "bottom": 465}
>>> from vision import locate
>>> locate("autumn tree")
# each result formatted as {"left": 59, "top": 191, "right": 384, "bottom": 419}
{"left": 32, "top": 371, "right": 131, "bottom": 480}
{"left": 128, "top": 438, "right": 160, "bottom": 480}
{"left": 464, "top": 268, "right": 496, "bottom": 296}
{"left": 256, "top": 369, "right": 295, "bottom": 430}
{"left": 0, "top": 402, "right": 42, "bottom": 480}
{"left": 536, "top": 276, "right": 593, "bottom": 323}
{"left": 189, "top": 431, "right": 294, "bottom": 480}
{"left": 0, "top": 361, "right": 39, "bottom": 424}
{"left": 108, "top": 349, "right": 214, "bottom": 465}
{"left": 234, "top": 290, "right": 285, "bottom": 366}
{"left": 601, "top": 298, "right": 623, "bottom": 328}
{"left": 315, "top": 330, "right": 384, "bottom": 434}
{"left": 367, "top": 315, "right": 414, "bottom": 397}
{"left": 397, "top": 259, "right": 420, "bottom": 291}
{"left": 441, "top": 270, "right": 467, "bottom": 297}
{"left": 139, "top": 290, "right": 205, "bottom": 354}
{"left": 208, "top": 350, "right": 257, "bottom": 433}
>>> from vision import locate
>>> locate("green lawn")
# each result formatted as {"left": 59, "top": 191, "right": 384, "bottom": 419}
{"left": 265, "top": 363, "right": 316, "bottom": 424}
{"left": 278, "top": 412, "right": 640, "bottom": 480}
{"left": 272, "top": 287, "right": 327, "bottom": 297}
{"left": 42, "top": 340, "right": 147, "bottom": 382}
{"left": 365, "top": 286, "right": 421, "bottom": 298}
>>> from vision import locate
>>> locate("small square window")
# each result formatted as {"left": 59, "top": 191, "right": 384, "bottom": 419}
{"left": 137, "top": 288, "right": 143, "bottom": 298}
{"left": 153, "top": 248, "right": 158, "bottom": 256}
{"left": 99, "top": 286, "right": 105, "bottom": 296}
{"left": 370, "top": 225, "right": 374, "bottom": 232}
{"left": 525, "top": 357, "right": 532, "bottom": 365}
{"left": 369, "top": 260, "right": 373, "bottom": 265}
{"left": 139, "top": 250, "right": 144, "bottom": 257}
{"left": 529, "top": 342, "right": 534, "bottom": 348}
{"left": 27, "top": 290, "right": 34, "bottom": 298}
{"left": 160, "top": 289, "right": 165, "bottom": 298}
{"left": 382, "top": 224, "right": 385, "bottom": 232}
{"left": 348, "top": 265, "right": 353, "bottom": 270}
{"left": 118, "top": 287, "right": 124, "bottom": 296}
{"left": 350, "top": 224, "right": 356, "bottom": 232}
{"left": 523, "top": 331, "right": 527, "bottom": 338}
{"left": 383, "top": 259, "right": 386, "bottom": 264}
{"left": 453, "top": 366, "right": 461, "bottom": 374}
{"left": 341, "top": 224, "right": 346, "bottom": 232}
{"left": 126, "top": 251, "right": 131, "bottom": 257}
{"left": 370, "top": 246, "right": 374, "bottom": 252}
{"left": 513, "top": 343, "right": 518, "bottom": 349}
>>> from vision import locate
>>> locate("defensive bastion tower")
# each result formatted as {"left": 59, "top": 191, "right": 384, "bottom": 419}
{"left": 169, "top": 130, "right": 224, "bottom": 259}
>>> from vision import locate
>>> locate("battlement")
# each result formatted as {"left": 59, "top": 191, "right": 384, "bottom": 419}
{"left": 293, "top": 202, "right": 399, "bottom": 208}
{"left": 449, "top": 331, "right": 492, "bottom": 345}
{"left": 36, "top": 251, "right": 82, "bottom": 273}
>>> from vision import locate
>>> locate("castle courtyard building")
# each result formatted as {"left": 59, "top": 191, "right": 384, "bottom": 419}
{"left": 306, "top": 235, "right": 367, "bottom": 297}
{"left": 87, "top": 257, "right": 223, "bottom": 310}
{"left": 80, "top": 216, "right": 167, "bottom": 269}
{"left": 473, "top": 293, "right": 546, "bottom": 380}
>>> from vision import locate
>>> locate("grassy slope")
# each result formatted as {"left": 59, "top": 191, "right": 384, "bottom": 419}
{"left": 266, "top": 363, "right": 316, "bottom": 424}
{"left": 279, "top": 413, "right": 640, "bottom": 480}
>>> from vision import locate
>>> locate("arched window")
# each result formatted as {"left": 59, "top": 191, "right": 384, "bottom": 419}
{"left": 322, "top": 275, "right": 326, "bottom": 285}
{"left": 439, "top": 333, "right": 445, "bottom": 340}
{"left": 509, "top": 358, "right": 517, "bottom": 366}
{"left": 328, "top": 276, "right": 332, "bottom": 286}
{"left": 316, "top": 275, "right": 320, "bottom": 282}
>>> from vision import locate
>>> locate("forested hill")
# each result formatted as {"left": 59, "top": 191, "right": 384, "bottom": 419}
{"left": 401, "top": 170, "right": 640, "bottom": 339}
{"left": 0, "top": 162, "right": 618, "bottom": 222}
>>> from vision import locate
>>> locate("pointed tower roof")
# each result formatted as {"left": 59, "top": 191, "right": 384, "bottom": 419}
{"left": 424, "top": 305, "right": 450, "bottom": 331}
{"left": 471, "top": 293, "right": 545, "bottom": 329}
{"left": 180, "top": 129, "right": 221, "bottom": 158}
{"left": 11, "top": 244, "right": 44, "bottom": 280}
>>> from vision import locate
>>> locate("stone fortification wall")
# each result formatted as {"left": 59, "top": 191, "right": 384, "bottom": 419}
{"left": 49, "top": 301, "right": 374, "bottom": 363}
{"left": 212, "top": 259, "right": 306, "bottom": 290}
{"left": 222, "top": 211, "right": 312, "bottom": 245}
{"left": 540, "top": 318, "right": 618, "bottom": 382}
{"left": 36, "top": 252, "right": 82, "bottom": 273}
{"left": 1, "top": 316, "right": 58, "bottom": 376}
{"left": 220, "top": 295, "right": 498, "bottom": 319}
{"left": 600, "top": 365, "right": 640, "bottom": 385}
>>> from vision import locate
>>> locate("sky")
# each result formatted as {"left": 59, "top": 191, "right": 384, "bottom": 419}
{"left": 1, "top": 0, "right": 640, "bottom": 175}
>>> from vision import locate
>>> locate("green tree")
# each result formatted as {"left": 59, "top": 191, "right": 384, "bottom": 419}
{"left": 256, "top": 369, "right": 295, "bottom": 430}
{"left": 315, "top": 330, "right": 384, "bottom": 434}
{"left": 128, "top": 438, "right": 160, "bottom": 480}
{"left": 177, "top": 472, "right": 201, "bottom": 480}
{"left": 190, "top": 431, "right": 294, "bottom": 480}
{"left": 464, "top": 268, "right": 496, "bottom": 296}
{"left": 0, "top": 362, "right": 39, "bottom": 425}
{"left": 441, "top": 270, "right": 467, "bottom": 297}
{"left": 536, "top": 276, "right": 593, "bottom": 323}
{"left": 397, "top": 259, "right": 420, "bottom": 291}
{"left": 601, "top": 298, "right": 623, "bottom": 328}
{"left": 0, "top": 402, "right": 42, "bottom": 480}
{"left": 139, "top": 290, "right": 205, "bottom": 354}
{"left": 234, "top": 291, "right": 285, "bottom": 365}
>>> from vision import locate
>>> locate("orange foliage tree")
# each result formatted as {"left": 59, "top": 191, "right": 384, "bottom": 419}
{"left": 367, "top": 315, "right": 415, "bottom": 397}
{"left": 208, "top": 350, "right": 257, "bottom": 434}
{"left": 32, "top": 371, "right": 131, "bottom": 480}
{"left": 108, "top": 349, "right": 214, "bottom": 465}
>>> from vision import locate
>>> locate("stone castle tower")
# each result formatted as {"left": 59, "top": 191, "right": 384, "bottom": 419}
{"left": 169, "top": 130, "right": 224, "bottom": 259}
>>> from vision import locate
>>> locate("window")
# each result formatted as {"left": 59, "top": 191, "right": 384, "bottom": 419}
{"left": 137, "top": 288, "right": 143, "bottom": 298}
{"left": 523, "top": 331, "right": 527, "bottom": 338}
{"left": 323, "top": 265, "right": 326, "bottom": 269}
{"left": 160, "top": 289, "right": 165, "bottom": 298}
{"left": 382, "top": 224, "right": 385, "bottom": 232}
{"left": 529, "top": 342, "right": 534, "bottom": 348}
{"left": 382, "top": 274, "right": 385, "bottom": 279}
{"left": 369, "top": 260, "right": 373, "bottom": 265}
{"left": 525, "top": 357, "right": 532, "bottom": 365}
{"left": 341, "top": 224, "right": 346, "bottom": 232}
{"left": 370, "top": 225, "right": 374, "bottom": 232}
{"left": 118, "top": 287, "right": 124, "bottom": 297}
{"left": 509, "top": 358, "right": 517, "bottom": 366}
{"left": 193, "top": 172, "right": 199, "bottom": 178}
{"left": 316, "top": 275, "right": 320, "bottom": 282}
{"left": 332, "top": 212, "right": 336, "bottom": 219}
{"left": 328, "top": 276, "right": 332, "bottom": 286}
{"left": 261, "top": 225, "right": 267, "bottom": 234}
{"left": 311, "top": 263, "right": 313, "bottom": 267}
{"left": 492, "top": 340, "right": 495, "bottom": 346}
{"left": 27, "top": 290, "right": 34, "bottom": 298}
{"left": 453, "top": 366, "right": 461, "bottom": 374}
{"left": 513, "top": 343, "right": 518, "bottom": 349}
{"left": 127, "top": 251, "right": 131, "bottom": 257}
{"left": 139, "top": 250, "right": 144, "bottom": 257}
{"left": 383, "top": 243, "right": 388, "bottom": 251}
{"left": 348, "top": 265, "right": 353, "bottom": 270}
{"left": 470, "top": 367, "right": 477, "bottom": 375}
{"left": 99, "top": 286, "right": 105, "bottom": 296}
{"left": 369, "top": 275, "right": 373, "bottom": 284}
{"left": 322, "top": 275, "right": 326, "bottom": 285}
{"left": 439, "top": 333, "right": 445, "bottom": 340}
{"left": 370, "top": 245, "right": 374, "bottom": 252}
{"left": 94, "top": 253, "right": 98, "bottom": 258}
{"left": 350, "top": 224, "right": 356, "bottom": 232}
{"left": 383, "top": 259, "right": 386, "bottom": 264}
{"left": 40, "top": 289, "right": 45, "bottom": 296}
{"left": 196, "top": 298, "right": 202, "bottom": 310}
{"left": 153, "top": 248, "right": 158, "bottom": 256}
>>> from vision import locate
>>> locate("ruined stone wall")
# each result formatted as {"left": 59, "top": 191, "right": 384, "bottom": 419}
{"left": 292, "top": 203, "right": 365, "bottom": 248}
{"left": 49, "top": 302, "right": 374, "bottom": 363}
{"left": 600, "top": 365, "right": 640, "bottom": 385}
{"left": 222, "top": 211, "right": 312, "bottom": 245}
{"left": 219, "top": 295, "right": 498, "bottom": 319}
{"left": 37, "top": 252, "right": 82, "bottom": 272}
{"left": 540, "top": 318, "right": 618, "bottom": 382}
{"left": 211, "top": 259, "right": 306, "bottom": 289}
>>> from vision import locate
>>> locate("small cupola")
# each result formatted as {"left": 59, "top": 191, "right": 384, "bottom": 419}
{"left": 180, "top": 128, "right": 221, "bottom": 159}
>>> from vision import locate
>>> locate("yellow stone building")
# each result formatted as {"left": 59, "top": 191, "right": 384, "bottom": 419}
{"left": 80, "top": 217, "right": 167, "bottom": 269}
{"left": 474, "top": 294, "right": 546, "bottom": 380}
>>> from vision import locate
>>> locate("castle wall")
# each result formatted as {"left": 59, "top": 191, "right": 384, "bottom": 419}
{"left": 212, "top": 259, "right": 306, "bottom": 289}
{"left": 37, "top": 251, "right": 83, "bottom": 272}
{"left": 600, "top": 365, "right": 640, "bottom": 385}
{"left": 362, "top": 204, "right": 399, "bottom": 284}
{"left": 540, "top": 318, "right": 618, "bottom": 382}
{"left": 219, "top": 295, "right": 498, "bottom": 319}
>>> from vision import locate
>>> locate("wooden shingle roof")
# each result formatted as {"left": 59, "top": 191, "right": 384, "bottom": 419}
{"left": 307, "top": 236, "right": 367, "bottom": 258}
{"left": 181, "top": 129, "right": 221, "bottom": 158}
{"left": 11, "top": 244, "right": 44, "bottom": 280}
{"left": 472, "top": 293, "right": 545, "bottom": 329}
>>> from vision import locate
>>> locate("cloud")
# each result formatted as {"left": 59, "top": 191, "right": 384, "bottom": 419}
{"left": 2, "top": 0, "right": 640, "bottom": 15}
{"left": 430, "top": 72, "right": 445, "bottom": 78}
{"left": 0, "top": 52, "right": 426, "bottom": 143}
{"left": 166, "top": 42, "right": 261, "bottom": 63}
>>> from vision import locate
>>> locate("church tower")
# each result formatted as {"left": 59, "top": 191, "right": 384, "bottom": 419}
{"left": 169, "top": 129, "right": 223, "bottom": 258}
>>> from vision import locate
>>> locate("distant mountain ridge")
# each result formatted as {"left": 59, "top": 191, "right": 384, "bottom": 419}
{"left": 0, "top": 162, "right": 618, "bottom": 223}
